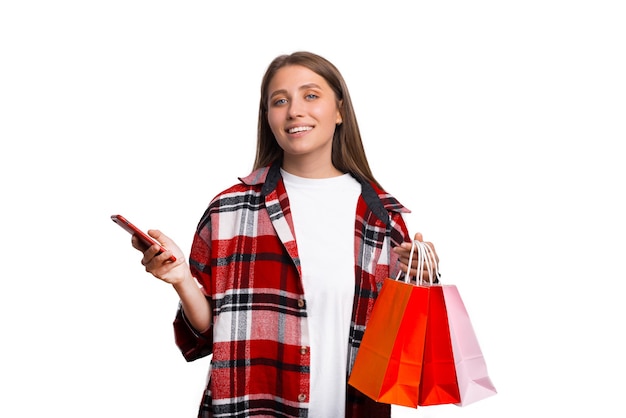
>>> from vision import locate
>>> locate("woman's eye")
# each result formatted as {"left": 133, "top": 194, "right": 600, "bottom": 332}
{"left": 273, "top": 98, "right": 287, "bottom": 106}
{"left": 305, "top": 94, "right": 318, "bottom": 100}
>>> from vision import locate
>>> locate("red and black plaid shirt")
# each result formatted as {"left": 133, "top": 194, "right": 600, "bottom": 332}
{"left": 174, "top": 163, "right": 410, "bottom": 417}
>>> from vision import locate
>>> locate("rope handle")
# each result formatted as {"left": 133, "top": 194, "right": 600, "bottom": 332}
{"left": 395, "top": 239, "right": 440, "bottom": 285}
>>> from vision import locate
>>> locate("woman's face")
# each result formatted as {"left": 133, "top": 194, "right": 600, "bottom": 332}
{"left": 266, "top": 65, "right": 342, "bottom": 170}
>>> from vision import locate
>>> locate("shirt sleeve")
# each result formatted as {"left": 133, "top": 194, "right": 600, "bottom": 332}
{"left": 173, "top": 212, "right": 215, "bottom": 361}
{"left": 388, "top": 211, "right": 410, "bottom": 279}
{"left": 173, "top": 302, "right": 213, "bottom": 362}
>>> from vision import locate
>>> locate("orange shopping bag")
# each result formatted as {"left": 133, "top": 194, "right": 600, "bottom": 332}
{"left": 348, "top": 277, "right": 430, "bottom": 407}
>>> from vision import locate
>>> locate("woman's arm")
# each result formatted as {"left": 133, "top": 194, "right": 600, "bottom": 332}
{"left": 132, "top": 229, "right": 212, "bottom": 332}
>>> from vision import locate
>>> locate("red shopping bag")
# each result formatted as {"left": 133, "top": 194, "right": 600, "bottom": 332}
{"left": 348, "top": 278, "right": 430, "bottom": 407}
{"left": 442, "top": 285, "right": 497, "bottom": 406}
{"left": 418, "top": 284, "right": 461, "bottom": 406}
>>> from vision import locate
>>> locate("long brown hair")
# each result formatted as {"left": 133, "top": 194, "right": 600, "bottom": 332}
{"left": 253, "top": 51, "right": 380, "bottom": 188}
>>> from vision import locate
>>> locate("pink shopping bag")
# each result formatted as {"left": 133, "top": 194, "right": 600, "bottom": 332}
{"left": 442, "top": 285, "right": 497, "bottom": 406}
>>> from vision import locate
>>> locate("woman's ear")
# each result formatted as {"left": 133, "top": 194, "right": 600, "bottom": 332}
{"left": 336, "top": 100, "right": 343, "bottom": 125}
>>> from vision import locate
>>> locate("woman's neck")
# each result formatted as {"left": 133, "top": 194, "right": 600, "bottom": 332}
{"left": 281, "top": 158, "right": 343, "bottom": 179}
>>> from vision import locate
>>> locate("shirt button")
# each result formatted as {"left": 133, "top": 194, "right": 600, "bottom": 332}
{"left": 300, "top": 346, "right": 307, "bottom": 355}
{"left": 298, "top": 393, "right": 307, "bottom": 402}
{"left": 297, "top": 299, "right": 305, "bottom": 308}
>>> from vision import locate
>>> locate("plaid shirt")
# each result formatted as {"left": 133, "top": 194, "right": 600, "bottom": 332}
{"left": 174, "top": 163, "right": 410, "bottom": 417}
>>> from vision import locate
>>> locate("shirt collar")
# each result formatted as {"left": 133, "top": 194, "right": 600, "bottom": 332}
{"left": 238, "top": 162, "right": 409, "bottom": 225}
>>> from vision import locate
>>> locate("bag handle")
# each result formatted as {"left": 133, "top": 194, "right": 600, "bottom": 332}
{"left": 395, "top": 239, "right": 440, "bottom": 285}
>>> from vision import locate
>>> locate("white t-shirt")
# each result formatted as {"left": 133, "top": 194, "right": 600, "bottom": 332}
{"left": 281, "top": 169, "right": 361, "bottom": 418}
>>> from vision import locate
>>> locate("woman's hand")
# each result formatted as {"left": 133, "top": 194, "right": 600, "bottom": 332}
{"left": 131, "top": 229, "right": 189, "bottom": 285}
{"left": 393, "top": 232, "right": 439, "bottom": 283}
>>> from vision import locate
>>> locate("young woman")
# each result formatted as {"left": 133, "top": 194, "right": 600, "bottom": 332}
{"left": 133, "top": 51, "right": 439, "bottom": 417}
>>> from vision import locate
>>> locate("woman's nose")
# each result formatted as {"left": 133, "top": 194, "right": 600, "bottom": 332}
{"left": 287, "top": 98, "right": 304, "bottom": 119}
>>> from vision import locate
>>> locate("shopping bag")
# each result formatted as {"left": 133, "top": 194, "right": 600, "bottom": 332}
{"left": 442, "top": 285, "right": 497, "bottom": 406}
{"left": 349, "top": 241, "right": 460, "bottom": 407}
{"left": 417, "top": 284, "right": 461, "bottom": 406}
{"left": 418, "top": 241, "right": 495, "bottom": 406}
{"left": 348, "top": 277, "right": 430, "bottom": 407}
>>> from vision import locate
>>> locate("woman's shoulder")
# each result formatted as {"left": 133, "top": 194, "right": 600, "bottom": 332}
{"left": 209, "top": 165, "right": 272, "bottom": 202}
{"left": 359, "top": 178, "right": 411, "bottom": 216}
{"left": 237, "top": 165, "right": 273, "bottom": 186}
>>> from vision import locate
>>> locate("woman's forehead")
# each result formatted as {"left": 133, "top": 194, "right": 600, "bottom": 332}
{"left": 268, "top": 65, "right": 330, "bottom": 92}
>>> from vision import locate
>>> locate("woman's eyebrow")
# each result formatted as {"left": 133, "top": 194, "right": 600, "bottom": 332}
{"left": 269, "top": 89, "right": 288, "bottom": 100}
{"left": 299, "top": 83, "right": 323, "bottom": 91}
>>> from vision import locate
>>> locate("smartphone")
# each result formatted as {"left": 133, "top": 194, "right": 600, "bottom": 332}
{"left": 111, "top": 214, "right": 176, "bottom": 262}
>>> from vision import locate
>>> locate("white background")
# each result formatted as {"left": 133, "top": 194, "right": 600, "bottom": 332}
{"left": 1, "top": 1, "right": 624, "bottom": 417}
